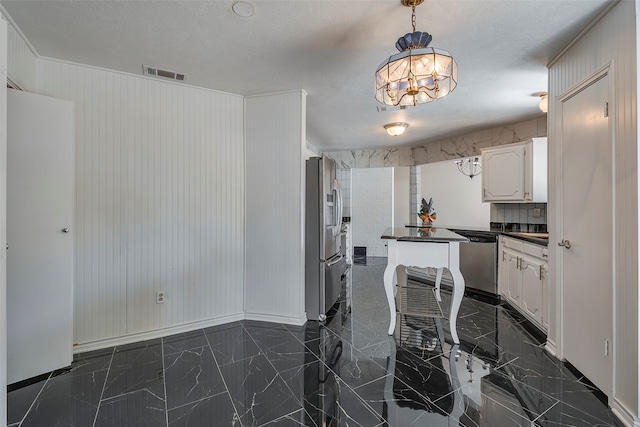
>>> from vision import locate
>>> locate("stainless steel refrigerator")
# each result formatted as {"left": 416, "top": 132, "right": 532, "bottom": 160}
{"left": 305, "top": 156, "right": 346, "bottom": 321}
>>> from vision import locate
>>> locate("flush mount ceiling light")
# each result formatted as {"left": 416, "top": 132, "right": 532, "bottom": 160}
{"left": 375, "top": 0, "right": 458, "bottom": 107}
{"left": 455, "top": 157, "right": 481, "bottom": 179}
{"left": 538, "top": 93, "right": 548, "bottom": 113}
{"left": 384, "top": 122, "right": 409, "bottom": 136}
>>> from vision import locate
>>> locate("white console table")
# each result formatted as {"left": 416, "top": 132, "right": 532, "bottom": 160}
{"left": 381, "top": 227, "right": 469, "bottom": 344}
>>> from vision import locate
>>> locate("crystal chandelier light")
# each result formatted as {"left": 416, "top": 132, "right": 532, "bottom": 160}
{"left": 455, "top": 157, "right": 481, "bottom": 179}
{"left": 375, "top": 0, "right": 458, "bottom": 107}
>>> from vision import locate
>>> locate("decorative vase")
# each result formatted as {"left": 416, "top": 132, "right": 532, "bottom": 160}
{"left": 421, "top": 217, "right": 433, "bottom": 227}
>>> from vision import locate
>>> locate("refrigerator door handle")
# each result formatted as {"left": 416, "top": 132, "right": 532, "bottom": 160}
{"left": 326, "top": 254, "right": 344, "bottom": 267}
{"left": 332, "top": 179, "right": 343, "bottom": 237}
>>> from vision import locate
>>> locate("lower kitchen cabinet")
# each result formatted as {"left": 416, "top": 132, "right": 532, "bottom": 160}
{"left": 498, "top": 236, "right": 548, "bottom": 332}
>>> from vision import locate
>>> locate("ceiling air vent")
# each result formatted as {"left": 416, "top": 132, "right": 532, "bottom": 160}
{"left": 377, "top": 105, "right": 407, "bottom": 113}
{"left": 142, "top": 65, "right": 186, "bottom": 82}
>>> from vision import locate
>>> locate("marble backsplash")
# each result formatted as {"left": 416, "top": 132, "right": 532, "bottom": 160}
{"left": 325, "top": 117, "right": 547, "bottom": 168}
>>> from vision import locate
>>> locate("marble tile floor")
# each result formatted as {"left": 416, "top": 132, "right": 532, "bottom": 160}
{"left": 8, "top": 257, "right": 622, "bottom": 426}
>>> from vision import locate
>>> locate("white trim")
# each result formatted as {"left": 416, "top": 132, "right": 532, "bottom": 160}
{"left": 610, "top": 397, "right": 637, "bottom": 427}
{"left": 548, "top": 0, "right": 620, "bottom": 67}
{"left": 245, "top": 89, "right": 309, "bottom": 99}
{"left": 38, "top": 56, "right": 243, "bottom": 98}
{"left": 557, "top": 63, "right": 612, "bottom": 103}
{"left": 72, "top": 313, "right": 245, "bottom": 354}
{"left": 544, "top": 339, "right": 557, "bottom": 358}
{"left": 244, "top": 312, "right": 307, "bottom": 327}
{"left": 0, "top": 6, "right": 39, "bottom": 57}
{"left": 556, "top": 61, "right": 615, "bottom": 398}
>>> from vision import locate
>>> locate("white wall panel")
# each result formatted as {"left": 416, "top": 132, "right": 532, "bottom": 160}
{"left": 352, "top": 168, "right": 393, "bottom": 257}
{"left": 3, "top": 16, "right": 36, "bottom": 91}
{"left": 548, "top": 1, "right": 637, "bottom": 418}
{"left": 37, "top": 59, "right": 245, "bottom": 346}
{"left": 0, "top": 18, "right": 8, "bottom": 426}
{"left": 245, "top": 91, "right": 306, "bottom": 323}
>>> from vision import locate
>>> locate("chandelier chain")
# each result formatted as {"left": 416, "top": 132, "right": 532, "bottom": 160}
{"left": 411, "top": 5, "right": 416, "bottom": 33}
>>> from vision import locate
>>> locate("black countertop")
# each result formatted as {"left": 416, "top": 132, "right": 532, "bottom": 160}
{"left": 405, "top": 223, "right": 548, "bottom": 246}
{"left": 382, "top": 227, "right": 469, "bottom": 243}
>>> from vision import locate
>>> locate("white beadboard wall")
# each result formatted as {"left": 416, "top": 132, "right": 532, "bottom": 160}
{"left": 35, "top": 59, "right": 245, "bottom": 346}
{"left": 4, "top": 15, "right": 36, "bottom": 91}
{"left": 245, "top": 91, "right": 306, "bottom": 324}
{"left": 549, "top": 0, "right": 637, "bottom": 421}
{"left": 352, "top": 167, "right": 393, "bottom": 257}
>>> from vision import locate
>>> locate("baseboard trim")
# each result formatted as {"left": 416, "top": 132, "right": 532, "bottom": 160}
{"left": 73, "top": 313, "right": 245, "bottom": 354}
{"left": 544, "top": 339, "right": 557, "bottom": 357}
{"left": 244, "top": 312, "right": 307, "bottom": 326}
{"left": 610, "top": 397, "right": 637, "bottom": 427}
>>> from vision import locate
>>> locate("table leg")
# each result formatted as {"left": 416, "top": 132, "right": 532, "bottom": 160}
{"left": 384, "top": 263, "right": 397, "bottom": 335}
{"left": 434, "top": 267, "right": 444, "bottom": 302}
{"left": 449, "top": 267, "right": 465, "bottom": 344}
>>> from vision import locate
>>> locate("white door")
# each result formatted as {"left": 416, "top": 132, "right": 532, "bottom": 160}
{"left": 561, "top": 74, "right": 612, "bottom": 395}
{"left": 7, "top": 89, "right": 74, "bottom": 384}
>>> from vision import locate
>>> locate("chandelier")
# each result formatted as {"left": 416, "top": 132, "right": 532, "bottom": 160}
{"left": 375, "top": 0, "right": 458, "bottom": 107}
{"left": 455, "top": 157, "right": 481, "bottom": 179}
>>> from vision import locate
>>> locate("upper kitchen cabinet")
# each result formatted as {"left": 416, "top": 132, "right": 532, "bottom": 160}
{"left": 481, "top": 137, "right": 547, "bottom": 203}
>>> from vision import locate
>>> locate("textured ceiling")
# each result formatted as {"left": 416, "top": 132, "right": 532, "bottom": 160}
{"left": 1, "top": 0, "right": 613, "bottom": 151}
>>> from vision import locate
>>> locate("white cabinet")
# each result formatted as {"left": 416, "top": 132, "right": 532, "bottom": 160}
{"left": 481, "top": 138, "right": 547, "bottom": 203}
{"left": 498, "top": 236, "right": 548, "bottom": 331}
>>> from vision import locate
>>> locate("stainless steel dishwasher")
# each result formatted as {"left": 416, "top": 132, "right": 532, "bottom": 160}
{"left": 454, "top": 230, "right": 499, "bottom": 296}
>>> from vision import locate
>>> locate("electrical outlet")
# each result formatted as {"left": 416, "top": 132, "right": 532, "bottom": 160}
{"left": 156, "top": 291, "right": 166, "bottom": 304}
{"left": 532, "top": 208, "right": 542, "bottom": 218}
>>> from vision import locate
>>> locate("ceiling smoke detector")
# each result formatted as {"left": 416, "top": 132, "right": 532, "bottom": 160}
{"left": 232, "top": 1, "right": 254, "bottom": 17}
{"left": 142, "top": 65, "right": 186, "bottom": 82}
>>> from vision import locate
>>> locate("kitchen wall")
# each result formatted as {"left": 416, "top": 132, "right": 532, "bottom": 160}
{"left": 394, "top": 167, "right": 410, "bottom": 228}
{"left": 419, "top": 159, "right": 489, "bottom": 228}
{"left": 490, "top": 203, "right": 547, "bottom": 228}
{"left": 548, "top": 0, "right": 637, "bottom": 421}
{"left": 6, "top": 18, "right": 247, "bottom": 348}
{"left": 351, "top": 168, "right": 393, "bottom": 257}
{"left": 337, "top": 168, "right": 351, "bottom": 218}
{"left": 326, "top": 117, "right": 547, "bottom": 168}
{"left": 245, "top": 91, "right": 306, "bottom": 325}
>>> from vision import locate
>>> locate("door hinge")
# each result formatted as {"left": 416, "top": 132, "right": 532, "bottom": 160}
{"left": 604, "top": 101, "right": 609, "bottom": 118}
{"left": 540, "top": 265, "right": 543, "bottom": 280}
{"left": 604, "top": 339, "right": 609, "bottom": 356}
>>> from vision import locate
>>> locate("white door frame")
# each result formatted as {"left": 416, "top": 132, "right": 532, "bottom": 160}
{"left": 552, "top": 62, "right": 615, "bottom": 389}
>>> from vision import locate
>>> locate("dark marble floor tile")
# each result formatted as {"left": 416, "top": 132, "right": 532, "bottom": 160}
{"left": 335, "top": 377, "right": 387, "bottom": 427}
{"left": 94, "top": 388, "right": 166, "bottom": 427}
{"left": 277, "top": 361, "right": 323, "bottom": 427}
{"left": 64, "top": 347, "right": 114, "bottom": 376}
{"left": 220, "top": 354, "right": 303, "bottom": 426}
{"left": 206, "top": 323, "right": 261, "bottom": 366}
{"left": 167, "top": 393, "right": 240, "bottom": 427}
{"left": 5, "top": 256, "right": 624, "bottom": 427}
{"left": 102, "top": 339, "right": 164, "bottom": 399}
{"left": 20, "top": 369, "right": 107, "bottom": 427}
{"left": 163, "top": 329, "right": 209, "bottom": 355}
{"left": 259, "top": 409, "right": 314, "bottom": 426}
{"left": 7, "top": 376, "right": 48, "bottom": 425}
{"left": 164, "top": 346, "right": 227, "bottom": 410}
{"left": 246, "top": 326, "right": 311, "bottom": 373}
